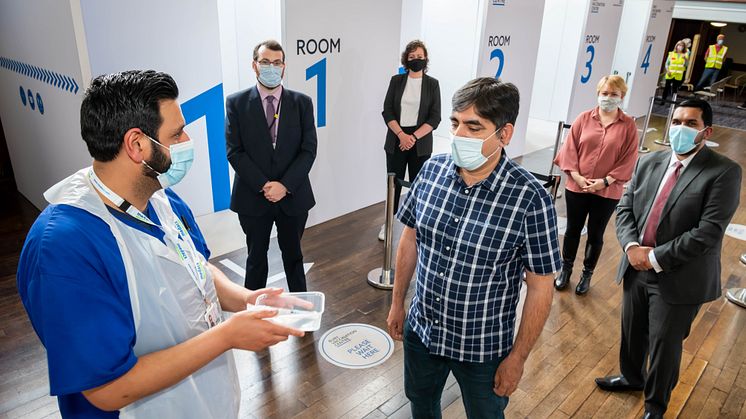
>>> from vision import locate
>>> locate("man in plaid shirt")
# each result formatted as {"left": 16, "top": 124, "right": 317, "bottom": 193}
{"left": 387, "top": 77, "right": 561, "bottom": 418}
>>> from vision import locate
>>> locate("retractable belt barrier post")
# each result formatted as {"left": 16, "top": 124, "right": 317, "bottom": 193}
{"left": 367, "top": 173, "right": 410, "bottom": 290}
{"left": 654, "top": 92, "right": 677, "bottom": 146}
{"left": 547, "top": 121, "right": 572, "bottom": 201}
{"left": 638, "top": 96, "right": 655, "bottom": 154}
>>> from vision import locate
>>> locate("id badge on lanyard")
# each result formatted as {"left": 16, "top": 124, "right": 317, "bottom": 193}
{"left": 89, "top": 168, "right": 221, "bottom": 329}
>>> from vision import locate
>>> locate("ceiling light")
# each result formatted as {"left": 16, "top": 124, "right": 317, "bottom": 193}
{"left": 710, "top": 22, "right": 727, "bottom": 27}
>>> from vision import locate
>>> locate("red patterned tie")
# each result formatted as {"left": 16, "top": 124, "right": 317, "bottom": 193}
{"left": 641, "top": 161, "right": 683, "bottom": 246}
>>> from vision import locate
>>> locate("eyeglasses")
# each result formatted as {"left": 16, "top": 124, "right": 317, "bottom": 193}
{"left": 257, "top": 60, "right": 284, "bottom": 67}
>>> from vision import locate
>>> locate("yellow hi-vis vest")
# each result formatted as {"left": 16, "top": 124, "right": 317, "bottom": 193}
{"left": 666, "top": 52, "right": 686, "bottom": 81}
{"left": 705, "top": 45, "right": 727, "bottom": 69}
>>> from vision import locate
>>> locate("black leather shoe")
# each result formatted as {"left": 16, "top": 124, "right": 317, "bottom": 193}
{"left": 595, "top": 375, "right": 644, "bottom": 392}
{"left": 575, "top": 269, "right": 592, "bottom": 295}
{"left": 554, "top": 268, "right": 571, "bottom": 290}
{"left": 642, "top": 411, "right": 663, "bottom": 419}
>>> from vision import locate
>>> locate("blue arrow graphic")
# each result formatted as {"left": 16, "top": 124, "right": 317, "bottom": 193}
{"left": 72, "top": 78, "right": 79, "bottom": 94}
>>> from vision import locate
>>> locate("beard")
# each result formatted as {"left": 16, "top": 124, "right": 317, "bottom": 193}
{"left": 140, "top": 142, "right": 171, "bottom": 192}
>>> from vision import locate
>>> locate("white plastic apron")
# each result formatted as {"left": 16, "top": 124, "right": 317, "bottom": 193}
{"left": 44, "top": 167, "right": 240, "bottom": 419}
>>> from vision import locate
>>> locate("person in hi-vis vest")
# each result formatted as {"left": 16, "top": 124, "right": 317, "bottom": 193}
{"left": 660, "top": 40, "right": 688, "bottom": 105}
{"left": 694, "top": 34, "right": 728, "bottom": 91}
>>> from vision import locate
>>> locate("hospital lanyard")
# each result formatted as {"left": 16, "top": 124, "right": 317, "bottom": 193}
{"left": 88, "top": 168, "right": 209, "bottom": 298}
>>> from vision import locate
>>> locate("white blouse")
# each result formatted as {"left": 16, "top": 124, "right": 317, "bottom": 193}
{"left": 399, "top": 76, "right": 422, "bottom": 127}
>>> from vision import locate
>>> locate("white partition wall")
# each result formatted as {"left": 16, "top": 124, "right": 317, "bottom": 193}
{"left": 529, "top": 0, "right": 587, "bottom": 124}
{"left": 281, "top": 0, "right": 402, "bottom": 227}
{"left": 420, "top": 0, "right": 481, "bottom": 145}
{"left": 612, "top": 0, "right": 675, "bottom": 117}
{"left": 474, "top": 0, "right": 545, "bottom": 157}
{"left": 566, "top": 0, "right": 625, "bottom": 122}
{"left": 530, "top": 0, "right": 625, "bottom": 125}
{"left": 0, "top": 1, "right": 89, "bottom": 209}
{"left": 80, "top": 0, "right": 227, "bottom": 217}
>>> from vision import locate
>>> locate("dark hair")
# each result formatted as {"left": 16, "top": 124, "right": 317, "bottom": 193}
{"left": 677, "top": 98, "right": 713, "bottom": 127}
{"left": 400, "top": 40, "right": 429, "bottom": 72}
{"left": 80, "top": 70, "right": 179, "bottom": 162}
{"left": 452, "top": 77, "right": 520, "bottom": 128}
{"left": 253, "top": 40, "right": 285, "bottom": 62}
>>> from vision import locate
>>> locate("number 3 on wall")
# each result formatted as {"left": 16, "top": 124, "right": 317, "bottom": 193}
{"left": 640, "top": 43, "right": 652, "bottom": 74}
{"left": 580, "top": 44, "right": 595, "bottom": 84}
{"left": 490, "top": 48, "right": 505, "bottom": 79}
{"left": 305, "top": 57, "right": 327, "bottom": 127}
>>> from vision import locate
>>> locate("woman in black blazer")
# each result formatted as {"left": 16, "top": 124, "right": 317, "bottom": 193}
{"left": 380, "top": 40, "right": 441, "bottom": 240}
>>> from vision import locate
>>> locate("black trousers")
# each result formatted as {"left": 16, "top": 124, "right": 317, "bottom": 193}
{"left": 661, "top": 78, "right": 682, "bottom": 103}
{"left": 620, "top": 270, "right": 700, "bottom": 415}
{"left": 238, "top": 206, "right": 308, "bottom": 292}
{"left": 561, "top": 189, "right": 618, "bottom": 271}
{"left": 385, "top": 126, "right": 430, "bottom": 211}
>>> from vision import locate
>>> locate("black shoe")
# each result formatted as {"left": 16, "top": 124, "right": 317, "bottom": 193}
{"left": 595, "top": 375, "right": 644, "bottom": 392}
{"left": 575, "top": 269, "right": 592, "bottom": 295}
{"left": 642, "top": 411, "right": 663, "bottom": 419}
{"left": 554, "top": 268, "right": 571, "bottom": 290}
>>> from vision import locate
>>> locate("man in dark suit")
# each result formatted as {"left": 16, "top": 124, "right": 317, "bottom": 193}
{"left": 225, "top": 40, "right": 317, "bottom": 292}
{"left": 596, "top": 99, "right": 741, "bottom": 418}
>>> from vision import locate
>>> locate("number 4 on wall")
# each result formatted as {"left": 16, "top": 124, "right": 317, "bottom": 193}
{"left": 640, "top": 43, "right": 652, "bottom": 74}
{"left": 306, "top": 57, "right": 327, "bottom": 127}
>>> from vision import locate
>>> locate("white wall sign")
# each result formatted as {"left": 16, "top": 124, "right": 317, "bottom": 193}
{"left": 475, "top": 0, "right": 545, "bottom": 157}
{"left": 318, "top": 323, "right": 395, "bottom": 369}
{"left": 282, "top": 0, "right": 402, "bottom": 227}
{"left": 566, "top": 0, "right": 625, "bottom": 121}
{"left": 623, "top": 0, "right": 675, "bottom": 117}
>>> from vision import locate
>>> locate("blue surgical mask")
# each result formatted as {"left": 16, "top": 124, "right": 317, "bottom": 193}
{"left": 668, "top": 125, "right": 704, "bottom": 155}
{"left": 451, "top": 130, "right": 500, "bottom": 171}
{"left": 257, "top": 64, "right": 283, "bottom": 89}
{"left": 717, "top": 39, "right": 724, "bottom": 46}
{"left": 144, "top": 136, "right": 194, "bottom": 188}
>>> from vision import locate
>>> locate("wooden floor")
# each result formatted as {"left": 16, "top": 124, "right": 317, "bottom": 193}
{"left": 1, "top": 116, "right": 745, "bottom": 418}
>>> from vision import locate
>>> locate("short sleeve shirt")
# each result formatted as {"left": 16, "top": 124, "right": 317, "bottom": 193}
{"left": 16, "top": 188, "right": 210, "bottom": 417}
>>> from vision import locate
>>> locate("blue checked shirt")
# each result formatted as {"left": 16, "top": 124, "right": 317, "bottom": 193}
{"left": 397, "top": 153, "right": 561, "bottom": 362}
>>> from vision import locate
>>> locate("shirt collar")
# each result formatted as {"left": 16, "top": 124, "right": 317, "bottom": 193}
{"left": 257, "top": 83, "right": 282, "bottom": 103}
{"left": 447, "top": 153, "right": 509, "bottom": 193}
{"left": 668, "top": 147, "right": 700, "bottom": 169}
{"left": 591, "top": 106, "right": 626, "bottom": 123}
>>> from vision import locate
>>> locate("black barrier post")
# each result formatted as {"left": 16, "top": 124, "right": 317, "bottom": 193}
{"left": 367, "top": 173, "right": 397, "bottom": 290}
{"left": 639, "top": 96, "right": 655, "bottom": 154}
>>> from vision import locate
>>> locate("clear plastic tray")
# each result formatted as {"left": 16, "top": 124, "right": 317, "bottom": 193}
{"left": 250, "top": 291, "right": 325, "bottom": 331}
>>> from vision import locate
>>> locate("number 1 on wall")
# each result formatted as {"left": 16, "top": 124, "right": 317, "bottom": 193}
{"left": 306, "top": 57, "right": 327, "bottom": 127}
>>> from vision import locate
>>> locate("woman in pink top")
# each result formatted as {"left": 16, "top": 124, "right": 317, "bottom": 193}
{"left": 553, "top": 75, "right": 639, "bottom": 295}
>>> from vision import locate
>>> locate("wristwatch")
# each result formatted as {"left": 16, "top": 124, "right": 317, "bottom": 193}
{"left": 603, "top": 177, "right": 610, "bottom": 188}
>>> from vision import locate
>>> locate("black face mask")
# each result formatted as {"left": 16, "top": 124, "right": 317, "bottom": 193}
{"left": 407, "top": 58, "right": 427, "bottom": 72}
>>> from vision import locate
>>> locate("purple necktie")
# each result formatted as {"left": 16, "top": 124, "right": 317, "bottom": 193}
{"left": 265, "top": 96, "right": 276, "bottom": 144}
{"left": 641, "top": 161, "right": 683, "bottom": 246}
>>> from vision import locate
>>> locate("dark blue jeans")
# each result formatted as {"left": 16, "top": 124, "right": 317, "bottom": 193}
{"left": 403, "top": 322, "right": 508, "bottom": 419}
{"left": 695, "top": 67, "right": 720, "bottom": 91}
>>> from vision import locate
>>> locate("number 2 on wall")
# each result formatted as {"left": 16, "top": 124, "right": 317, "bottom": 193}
{"left": 305, "top": 57, "right": 327, "bottom": 128}
{"left": 640, "top": 43, "right": 652, "bottom": 74}
{"left": 580, "top": 44, "right": 595, "bottom": 84}
{"left": 490, "top": 48, "right": 505, "bottom": 79}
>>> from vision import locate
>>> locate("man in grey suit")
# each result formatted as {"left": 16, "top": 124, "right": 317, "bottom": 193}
{"left": 595, "top": 99, "right": 741, "bottom": 419}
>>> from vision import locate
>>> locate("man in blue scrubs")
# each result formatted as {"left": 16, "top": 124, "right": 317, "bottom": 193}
{"left": 17, "top": 70, "right": 304, "bottom": 418}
